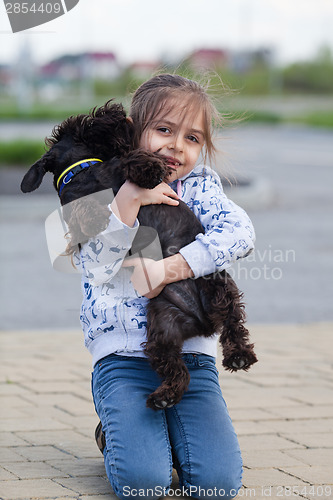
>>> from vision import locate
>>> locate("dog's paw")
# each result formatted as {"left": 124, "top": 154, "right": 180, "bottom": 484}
{"left": 223, "top": 349, "right": 258, "bottom": 372}
{"left": 146, "top": 387, "right": 180, "bottom": 411}
{"left": 124, "top": 151, "right": 169, "bottom": 189}
{"left": 146, "top": 395, "right": 175, "bottom": 410}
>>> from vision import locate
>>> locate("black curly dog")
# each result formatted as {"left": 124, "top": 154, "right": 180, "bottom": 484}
{"left": 21, "top": 101, "right": 257, "bottom": 410}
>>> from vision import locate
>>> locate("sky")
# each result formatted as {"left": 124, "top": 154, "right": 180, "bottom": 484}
{"left": 0, "top": 0, "right": 333, "bottom": 67}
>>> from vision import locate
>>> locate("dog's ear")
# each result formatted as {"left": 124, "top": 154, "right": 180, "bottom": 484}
{"left": 21, "top": 156, "right": 47, "bottom": 193}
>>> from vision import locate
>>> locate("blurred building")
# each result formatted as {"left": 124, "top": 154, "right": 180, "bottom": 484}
{"left": 40, "top": 52, "right": 121, "bottom": 83}
{"left": 187, "top": 48, "right": 229, "bottom": 70}
{"left": 129, "top": 61, "right": 161, "bottom": 79}
{"left": 185, "top": 47, "right": 273, "bottom": 73}
{"left": 230, "top": 48, "right": 273, "bottom": 73}
{"left": 0, "top": 64, "right": 11, "bottom": 90}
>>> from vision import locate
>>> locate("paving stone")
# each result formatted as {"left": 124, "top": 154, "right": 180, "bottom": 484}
{"left": 238, "top": 375, "right": 327, "bottom": 388}
{"left": 15, "top": 403, "right": 85, "bottom": 423}
{"left": 283, "top": 387, "right": 333, "bottom": 406}
{"left": 283, "top": 448, "right": 333, "bottom": 467}
{"left": 235, "top": 486, "right": 299, "bottom": 500}
{"left": 0, "top": 478, "right": 73, "bottom": 499}
{"left": 46, "top": 457, "right": 105, "bottom": 477}
{"left": 54, "top": 475, "right": 112, "bottom": 495}
{"left": 3, "top": 461, "right": 70, "bottom": 479}
{"left": 51, "top": 414, "right": 98, "bottom": 429}
{"left": 242, "top": 450, "right": 306, "bottom": 468}
{"left": 0, "top": 406, "right": 31, "bottom": 419}
{"left": 80, "top": 496, "right": 118, "bottom": 500}
{"left": 0, "top": 466, "right": 17, "bottom": 480}
{"left": 0, "top": 383, "right": 32, "bottom": 396}
{"left": 56, "top": 439, "right": 101, "bottom": 459}
{"left": 0, "top": 432, "right": 29, "bottom": 447}
{"left": 260, "top": 418, "right": 333, "bottom": 434}
{"left": 0, "top": 448, "right": 26, "bottom": 463}
{"left": 267, "top": 405, "right": 333, "bottom": 420}
{"left": 16, "top": 429, "right": 90, "bottom": 447}
{"left": 18, "top": 380, "right": 90, "bottom": 396}
{"left": 2, "top": 417, "right": 70, "bottom": 432}
{"left": 280, "top": 432, "right": 333, "bottom": 448}
{"left": 39, "top": 498, "right": 79, "bottom": 500}
{"left": 13, "top": 445, "right": 74, "bottom": 461}
{"left": 224, "top": 387, "right": 307, "bottom": 409}
{"left": 301, "top": 485, "right": 333, "bottom": 500}
{"left": 238, "top": 434, "right": 305, "bottom": 451}
{"left": 242, "top": 468, "right": 308, "bottom": 487}
{"left": 280, "top": 466, "right": 333, "bottom": 485}
{"left": 229, "top": 408, "right": 280, "bottom": 421}
{"left": 0, "top": 395, "right": 34, "bottom": 409}
{"left": 17, "top": 393, "right": 93, "bottom": 414}
{"left": 233, "top": 420, "right": 273, "bottom": 435}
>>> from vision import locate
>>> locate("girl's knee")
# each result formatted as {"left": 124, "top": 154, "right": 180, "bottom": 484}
{"left": 184, "top": 481, "right": 242, "bottom": 499}
{"left": 110, "top": 469, "right": 172, "bottom": 499}
{"left": 183, "top": 464, "right": 243, "bottom": 499}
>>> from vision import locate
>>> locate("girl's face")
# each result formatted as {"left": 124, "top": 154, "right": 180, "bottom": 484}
{"left": 139, "top": 104, "right": 205, "bottom": 182}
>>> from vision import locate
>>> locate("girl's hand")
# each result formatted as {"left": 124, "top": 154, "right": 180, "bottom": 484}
{"left": 122, "top": 253, "right": 194, "bottom": 298}
{"left": 111, "top": 180, "right": 178, "bottom": 228}
{"left": 136, "top": 181, "right": 179, "bottom": 207}
{"left": 122, "top": 257, "right": 166, "bottom": 298}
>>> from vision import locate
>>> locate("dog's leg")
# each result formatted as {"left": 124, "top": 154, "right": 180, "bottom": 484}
{"left": 123, "top": 151, "right": 171, "bottom": 189}
{"left": 144, "top": 296, "right": 202, "bottom": 410}
{"left": 206, "top": 272, "right": 258, "bottom": 372}
{"left": 144, "top": 340, "right": 190, "bottom": 410}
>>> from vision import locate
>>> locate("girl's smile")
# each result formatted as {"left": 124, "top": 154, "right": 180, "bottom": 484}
{"left": 139, "top": 106, "right": 205, "bottom": 182}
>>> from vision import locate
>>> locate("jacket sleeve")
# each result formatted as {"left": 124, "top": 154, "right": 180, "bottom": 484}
{"left": 73, "top": 207, "right": 139, "bottom": 286}
{"left": 179, "top": 172, "right": 255, "bottom": 279}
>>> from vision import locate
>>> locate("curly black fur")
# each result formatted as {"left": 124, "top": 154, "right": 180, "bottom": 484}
{"left": 21, "top": 100, "right": 257, "bottom": 410}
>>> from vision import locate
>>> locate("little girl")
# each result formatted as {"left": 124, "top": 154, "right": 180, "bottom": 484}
{"left": 74, "top": 74, "right": 255, "bottom": 499}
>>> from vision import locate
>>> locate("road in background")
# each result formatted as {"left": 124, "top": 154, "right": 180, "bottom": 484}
{"left": 0, "top": 124, "right": 332, "bottom": 329}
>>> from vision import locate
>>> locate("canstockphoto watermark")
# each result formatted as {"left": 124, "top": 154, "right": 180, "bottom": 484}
{"left": 4, "top": 0, "right": 80, "bottom": 33}
{"left": 122, "top": 485, "right": 242, "bottom": 497}
{"left": 122, "top": 485, "right": 332, "bottom": 498}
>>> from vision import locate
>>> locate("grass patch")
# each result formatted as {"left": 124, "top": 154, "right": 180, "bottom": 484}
{"left": 242, "top": 110, "right": 282, "bottom": 124}
{"left": 0, "top": 106, "right": 90, "bottom": 121}
{"left": 287, "top": 111, "right": 333, "bottom": 128}
{"left": 0, "top": 97, "right": 124, "bottom": 121}
{"left": 0, "top": 139, "right": 45, "bottom": 166}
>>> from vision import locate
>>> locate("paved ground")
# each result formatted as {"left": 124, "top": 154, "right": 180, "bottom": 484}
{"left": 1, "top": 323, "right": 332, "bottom": 500}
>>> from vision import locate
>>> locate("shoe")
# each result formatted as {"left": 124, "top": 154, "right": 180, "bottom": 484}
{"left": 95, "top": 421, "right": 106, "bottom": 454}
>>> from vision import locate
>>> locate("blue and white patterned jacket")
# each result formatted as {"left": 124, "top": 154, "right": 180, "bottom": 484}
{"left": 74, "top": 164, "right": 255, "bottom": 367}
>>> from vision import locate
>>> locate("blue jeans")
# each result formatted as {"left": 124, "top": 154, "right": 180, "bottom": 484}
{"left": 91, "top": 353, "right": 243, "bottom": 499}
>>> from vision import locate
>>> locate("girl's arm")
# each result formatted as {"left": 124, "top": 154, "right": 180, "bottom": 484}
{"left": 124, "top": 169, "right": 255, "bottom": 297}
{"left": 122, "top": 252, "right": 193, "bottom": 299}
{"left": 75, "top": 181, "right": 179, "bottom": 286}
{"left": 178, "top": 169, "right": 255, "bottom": 279}
{"left": 111, "top": 180, "right": 179, "bottom": 227}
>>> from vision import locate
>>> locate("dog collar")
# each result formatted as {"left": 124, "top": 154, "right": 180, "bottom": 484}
{"left": 57, "top": 158, "right": 103, "bottom": 195}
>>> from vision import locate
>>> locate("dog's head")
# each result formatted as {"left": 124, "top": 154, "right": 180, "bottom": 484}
{"left": 21, "top": 101, "right": 135, "bottom": 194}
